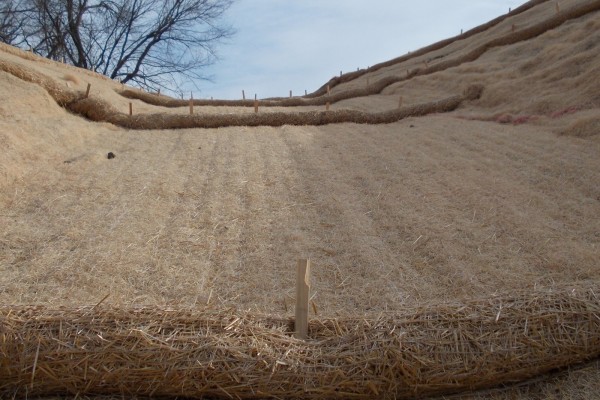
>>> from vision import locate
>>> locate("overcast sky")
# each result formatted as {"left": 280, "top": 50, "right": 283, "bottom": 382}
{"left": 198, "top": 0, "right": 526, "bottom": 99}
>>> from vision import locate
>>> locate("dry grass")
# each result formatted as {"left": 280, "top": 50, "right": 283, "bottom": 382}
{"left": 0, "top": 56, "right": 483, "bottom": 129}
{"left": 559, "top": 113, "right": 600, "bottom": 137}
{"left": 1, "top": 0, "right": 600, "bottom": 398}
{"left": 2, "top": 287, "right": 599, "bottom": 399}
{"left": 63, "top": 73, "right": 80, "bottom": 85}
{"left": 337, "top": 2, "right": 600, "bottom": 118}
{"left": 70, "top": 87, "right": 481, "bottom": 129}
{"left": 116, "top": 1, "right": 600, "bottom": 111}
{"left": 306, "top": 0, "right": 549, "bottom": 97}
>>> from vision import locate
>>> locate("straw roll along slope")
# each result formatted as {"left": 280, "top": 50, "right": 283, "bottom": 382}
{"left": 306, "top": 0, "right": 551, "bottom": 97}
{"left": 0, "top": 55, "right": 483, "bottom": 129}
{"left": 118, "top": 0, "right": 600, "bottom": 109}
{"left": 1, "top": 287, "right": 600, "bottom": 399}
{"left": 1, "top": 0, "right": 600, "bottom": 398}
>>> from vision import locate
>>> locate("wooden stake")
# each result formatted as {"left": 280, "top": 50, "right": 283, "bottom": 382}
{"left": 242, "top": 90, "right": 246, "bottom": 100}
{"left": 305, "top": 89, "right": 307, "bottom": 96}
{"left": 129, "top": 102, "right": 132, "bottom": 116}
{"left": 157, "top": 88, "right": 160, "bottom": 96}
{"left": 85, "top": 83, "right": 91, "bottom": 98}
{"left": 254, "top": 99, "right": 258, "bottom": 113}
{"left": 295, "top": 259, "right": 311, "bottom": 340}
{"left": 189, "top": 99, "right": 194, "bottom": 115}
{"left": 254, "top": 93, "right": 257, "bottom": 101}
{"left": 289, "top": 90, "right": 292, "bottom": 98}
{"left": 327, "top": 85, "right": 330, "bottom": 96}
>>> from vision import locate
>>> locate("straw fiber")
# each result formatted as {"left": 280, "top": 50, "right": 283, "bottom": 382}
{"left": 70, "top": 87, "right": 480, "bottom": 130}
{"left": 119, "top": 0, "right": 600, "bottom": 110}
{"left": 0, "top": 57, "right": 483, "bottom": 130}
{"left": 1, "top": 287, "right": 599, "bottom": 399}
{"left": 306, "top": 0, "right": 549, "bottom": 97}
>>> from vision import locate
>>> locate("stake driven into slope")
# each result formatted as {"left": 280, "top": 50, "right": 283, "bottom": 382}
{"left": 1, "top": 287, "right": 599, "bottom": 399}
{"left": 117, "top": 0, "right": 600, "bottom": 108}
{"left": 0, "top": 56, "right": 484, "bottom": 129}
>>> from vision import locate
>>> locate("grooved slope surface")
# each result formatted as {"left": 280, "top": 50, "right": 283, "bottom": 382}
{"left": 1, "top": 0, "right": 600, "bottom": 398}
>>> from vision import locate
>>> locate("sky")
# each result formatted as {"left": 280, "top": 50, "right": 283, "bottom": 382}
{"left": 197, "top": 0, "right": 526, "bottom": 100}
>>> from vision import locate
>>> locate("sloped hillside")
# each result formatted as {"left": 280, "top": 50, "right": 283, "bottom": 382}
{"left": 0, "top": 0, "right": 599, "bottom": 399}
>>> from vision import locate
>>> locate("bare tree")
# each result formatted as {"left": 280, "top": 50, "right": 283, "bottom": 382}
{"left": 1, "top": 0, "right": 235, "bottom": 94}
{"left": 0, "top": 0, "right": 30, "bottom": 45}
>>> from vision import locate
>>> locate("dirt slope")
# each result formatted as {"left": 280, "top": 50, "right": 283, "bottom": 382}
{"left": 1, "top": 0, "right": 600, "bottom": 398}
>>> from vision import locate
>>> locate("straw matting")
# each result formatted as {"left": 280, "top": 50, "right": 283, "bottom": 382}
{"left": 299, "top": 0, "right": 550, "bottom": 98}
{"left": 0, "top": 56, "right": 483, "bottom": 129}
{"left": 118, "top": 0, "right": 600, "bottom": 108}
{"left": 1, "top": 287, "right": 599, "bottom": 399}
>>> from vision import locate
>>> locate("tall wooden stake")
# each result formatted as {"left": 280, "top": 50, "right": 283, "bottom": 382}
{"left": 242, "top": 90, "right": 246, "bottom": 100}
{"left": 327, "top": 85, "right": 330, "bottom": 96}
{"left": 295, "top": 259, "right": 311, "bottom": 340}
{"left": 189, "top": 99, "right": 194, "bottom": 115}
{"left": 289, "top": 90, "right": 292, "bottom": 98}
{"left": 85, "top": 83, "right": 91, "bottom": 98}
{"left": 129, "top": 102, "right": 132, "bottom": 116}
{"left": 254, "top": 99, "right": 258, "bottom": 113}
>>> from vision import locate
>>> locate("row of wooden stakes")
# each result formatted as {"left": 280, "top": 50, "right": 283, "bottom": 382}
{"left": 83, "top": 83, "right": 410, "bottom": 116}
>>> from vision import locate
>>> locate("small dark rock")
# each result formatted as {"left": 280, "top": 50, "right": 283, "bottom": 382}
{"left": 409, "top": 124, "right": 415, "bottom": 128}
{"left": 107, "top": 152, "right": 115, "bottom": 159}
